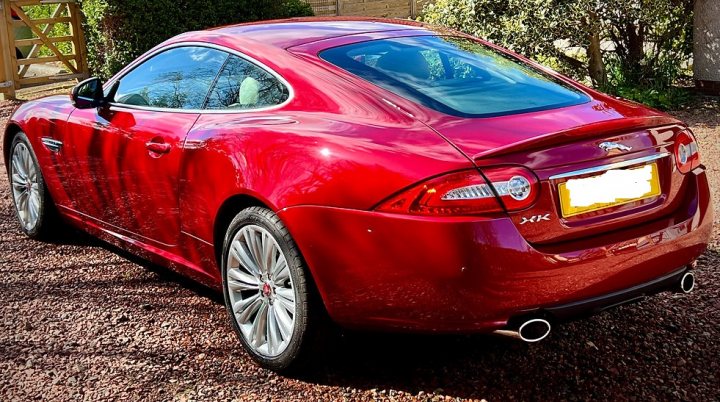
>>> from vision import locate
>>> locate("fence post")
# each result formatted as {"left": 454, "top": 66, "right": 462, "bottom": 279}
{"left": 0, "top": 0, "right": 16, "bottom": 100}
{"left": 68, "top": 0, "right": 89, "bottom": 79}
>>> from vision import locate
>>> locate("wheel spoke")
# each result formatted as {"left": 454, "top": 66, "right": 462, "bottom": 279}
{"left": 17, "top": 191, "right": 29, "bottom": 214}
{"left": 11, "top": 174, "right": 25, "bottom": 192}
{"left": 28, "top": 193, "right": 39, "bottom": 223}
{"left": 230, "top": 239, "right": 262, "bottom": 277}
{"left": 251, "top": 302, "right": 268, "bottom": 347}
{"left": 272, "top": 256, "right": 290, "bottom": 286}
{"left": 21, "top": 145, "right": 32, "bottom": 175}
{"left": 234, "top": 294, "right": 262, "bottom": 323}
{"left": 227, "top": 267, "right": 261, "bottom": 290}
{"left": 266, "top": 305, "right": 281, "bottom": 354}
{"left": 27, "top": 159, "right": 37, "bottom": 182}
{"left": 276, "top": 287, "right": 295, "bottom": 313}
{"left": 246, "top": 228, "right": 265, "bottom": 275}
{"left": 261, "top": 231, "right": 276, "bottom": 275}
{"left": 11, "top": 152, "right": 26, "bottom": 180}
{"left": 273, "top": 302, "right": 293, "bottom": 340}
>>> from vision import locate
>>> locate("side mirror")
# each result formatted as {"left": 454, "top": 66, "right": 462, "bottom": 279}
{"left": 71, "top": 77, "right": 113, "bottom": 109}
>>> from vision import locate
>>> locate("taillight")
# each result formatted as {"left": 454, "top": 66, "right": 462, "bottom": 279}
{"left": 375, "top": 166, "right": 539, "bottom": 216}
{"left": 674, "top": 130, "right": 700, "bottom": 174}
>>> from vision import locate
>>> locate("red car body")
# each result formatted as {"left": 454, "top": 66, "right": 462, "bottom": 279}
{"left": 3, "top": 19, "right": 712, "bottom": 333}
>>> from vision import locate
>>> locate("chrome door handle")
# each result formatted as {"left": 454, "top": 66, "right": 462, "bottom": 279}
{"left": 145, "top": 141, "right": 171, "bottom": 154}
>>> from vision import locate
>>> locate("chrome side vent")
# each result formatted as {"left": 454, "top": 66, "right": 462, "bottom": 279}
{"left": 41, "top": 137, "right": 63, "bottom": 153}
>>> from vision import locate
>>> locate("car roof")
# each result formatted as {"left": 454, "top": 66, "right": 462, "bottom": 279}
{"left": 203, "top": 17, "right": 433, "bottom": 49}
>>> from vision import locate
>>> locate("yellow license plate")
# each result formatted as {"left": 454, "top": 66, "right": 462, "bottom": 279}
{"left": 558, "top": 163, "right": 661, "bottom": 217}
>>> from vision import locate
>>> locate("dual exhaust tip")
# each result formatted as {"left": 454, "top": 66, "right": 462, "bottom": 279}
{"left": 497, "top": 270, "right": 695, "bottom": 343}
{"left": 517, "top": 318, "right": 552, "bottom": 343}
{"left": 679, "top": 271, "right": 695, "bottom": 294}
{"left": 494, "top": 318, "right": 552, "bottom": 343}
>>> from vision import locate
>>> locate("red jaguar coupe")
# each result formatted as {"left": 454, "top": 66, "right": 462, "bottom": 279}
{"left": 3, "top": 18, "right": 712, "bottom": 371}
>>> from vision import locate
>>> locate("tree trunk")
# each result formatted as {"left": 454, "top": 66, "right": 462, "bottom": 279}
{"left": 586, "top": 11, "right": 606, "bottom": 88}
{"left": 588, "top": 30, "right": 606, "bottom": 88}
{"left": 694, "top": 0, "right": 720, "bottom": 94}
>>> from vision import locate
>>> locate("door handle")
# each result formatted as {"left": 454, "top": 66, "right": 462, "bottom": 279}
{"left": 145, "top": 140, "right": 171, "bottom": 155}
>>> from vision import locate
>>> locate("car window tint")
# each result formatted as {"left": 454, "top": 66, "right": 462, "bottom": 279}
{"left": 321, "top": 36, "right": 590, "bottom": 118}
{"left": 205, "top": 55, "right": 289, "bottom": 110}
{"left": 114, "top": 47, "right": 228, "bottom": 110}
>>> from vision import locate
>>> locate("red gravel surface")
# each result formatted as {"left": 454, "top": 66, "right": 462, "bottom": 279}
{"left": 1, "top": 96, "right": 718, "bottom": 401}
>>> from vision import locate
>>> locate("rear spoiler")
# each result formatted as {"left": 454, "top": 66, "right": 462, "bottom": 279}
{"left": 473, "top": 115, "right": 684, "bottom": 160}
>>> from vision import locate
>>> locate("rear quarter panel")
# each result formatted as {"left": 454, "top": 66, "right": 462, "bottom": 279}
{"left": 177, "top": 58, "right": 473, "bottom": 277}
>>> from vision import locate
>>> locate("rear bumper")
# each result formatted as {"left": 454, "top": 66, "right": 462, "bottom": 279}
{"left": 279, "top": 168, "right": 712, "bottom": 332}
{"left": 536, "top": 266, "right": 689, "bottom": 322}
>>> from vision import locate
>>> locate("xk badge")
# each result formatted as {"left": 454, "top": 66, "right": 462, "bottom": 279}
{"left": 520, "top": 214, "right": 551, "bottom": 225}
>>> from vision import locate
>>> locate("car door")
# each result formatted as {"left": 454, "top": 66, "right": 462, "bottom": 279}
{"left": 63, "top": 45, "right": 229, "bottom": 247}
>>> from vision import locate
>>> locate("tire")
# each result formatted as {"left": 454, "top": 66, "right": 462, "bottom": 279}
{"left": 221, "top": 207, "right": 320, "bottom": 372}
{"left": 8, "top": 132, "right": 59, "bottom": 239}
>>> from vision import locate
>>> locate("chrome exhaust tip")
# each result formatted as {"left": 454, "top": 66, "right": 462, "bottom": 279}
{"left": 517, "top": 318, "right": 552, "bottom": 343}
{"left": 679, "top": 272, "right": 695, "bottom": 293}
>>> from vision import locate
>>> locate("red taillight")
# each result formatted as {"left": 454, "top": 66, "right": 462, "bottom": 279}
{"left": 375, "top": 166, "right": 539, "bottom": 216}
{"left": 674, "top": 130, "right": 700, "bottom": 174}
{"left": 11, "top": 9, "right": 19, "bottom": 19}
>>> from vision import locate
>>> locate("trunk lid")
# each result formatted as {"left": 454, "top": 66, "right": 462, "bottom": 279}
{"left": 424, "top": 99, "right": 688, "bottom": 244}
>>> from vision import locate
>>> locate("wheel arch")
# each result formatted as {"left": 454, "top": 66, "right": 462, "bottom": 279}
{"left": 212, "top": 193, "right": 272, "bottom": 271}
{"left": 3, "top": 123, "right": 23, "bottom": 170}
{"left": 211, "top": 193, "right": 331, "bottom": 319}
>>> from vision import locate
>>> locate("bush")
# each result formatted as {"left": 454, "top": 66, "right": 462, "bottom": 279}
{"left": 280, "top": 0, "right": 315, "bottom": 18}
{"left": 81, "top": 0, "right": 314, "bottom": 79}
{"left": 419, "top": 0, "right": 695, "bottom": 109}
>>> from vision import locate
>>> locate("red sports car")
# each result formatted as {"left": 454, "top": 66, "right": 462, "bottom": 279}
{"left": 3, "top": 18, "right": 712, "bottom": 371}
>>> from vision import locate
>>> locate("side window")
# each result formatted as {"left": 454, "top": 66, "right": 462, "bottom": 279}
{"left": 114, "top": 47, "right": 228, "bottom": 110}
{"left": 205, "top": 55, "right": 289, "bottom": 110}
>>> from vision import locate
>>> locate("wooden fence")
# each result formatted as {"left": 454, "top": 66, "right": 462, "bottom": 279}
{"left": 306, "top": 0, "right": 432, "bottom": 18}
{"left": 0, "top": 0, "right": 88, "bottom": 99}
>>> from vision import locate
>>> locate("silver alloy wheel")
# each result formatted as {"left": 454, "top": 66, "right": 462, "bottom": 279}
{"left": 10, "top": 142, "right": 41, "bottom": 231}
{"left": 226, "top": 224, "right": 297, "bottom": 357}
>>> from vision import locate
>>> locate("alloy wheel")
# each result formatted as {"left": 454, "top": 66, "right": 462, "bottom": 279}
{"left": 225, "top": 224, "right": 297, "bottom": 357}
{"left": 10, "top": 142, "right": 41, "bottom": 231}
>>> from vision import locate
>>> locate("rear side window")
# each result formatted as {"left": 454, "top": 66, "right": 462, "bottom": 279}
{"left": 320, "top": 36, "right": 590, "bottom": 117}
{"left": 114, "top": 46, "right": 228, "bottom": 110}
{"left": 204, "top": 55, "right": 290, "bottom": 110}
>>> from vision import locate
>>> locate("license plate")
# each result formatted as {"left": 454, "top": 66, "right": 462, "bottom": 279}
{"left": 558, "top": 163, "right": 661, "bottom": 217}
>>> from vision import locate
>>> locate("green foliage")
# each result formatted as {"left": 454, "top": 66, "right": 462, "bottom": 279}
{"left": 418, "top": 0, "right": 695, "bottom": 109}
{"left": 612, "top": 85, "right": 692, "bottom": 110}
{"left": 280, "top": 0, "right": 315, "bottom": 18}
{"left": 80, "top": 0, "right": 314, "bottom": 79}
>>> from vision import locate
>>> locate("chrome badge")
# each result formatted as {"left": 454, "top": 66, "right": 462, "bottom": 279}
{"left": 520, "top": 214, "right": 551, "bottom": 225}
{"left": 599, "top": 141, "right": 632, "bottom": 153}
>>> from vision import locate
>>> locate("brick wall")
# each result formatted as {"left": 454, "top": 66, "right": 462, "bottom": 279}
{"left": 306, "top": 0, "right": 433, "bottom": 18}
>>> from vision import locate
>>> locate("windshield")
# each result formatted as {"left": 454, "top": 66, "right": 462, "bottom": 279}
{"left": 320, "top": 36, "right": 590, "bottom": 118}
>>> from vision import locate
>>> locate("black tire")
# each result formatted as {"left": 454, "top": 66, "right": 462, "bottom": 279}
{"left": 8, "top": 132, "right": 59, "bottom": 239}
{"left": 221, "top": 206, "right": 321, "bottom": 372}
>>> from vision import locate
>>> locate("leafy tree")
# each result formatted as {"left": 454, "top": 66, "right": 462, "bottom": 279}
{"left": 419, "top": 0, "right": 694, "bottom": 96}
{"left": 81, "top": 0, "right": 314, "bottom": 79}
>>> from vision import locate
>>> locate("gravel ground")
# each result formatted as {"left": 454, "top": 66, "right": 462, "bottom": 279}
{"left": 0, "top": 95, "right": 718, "bottom": 401}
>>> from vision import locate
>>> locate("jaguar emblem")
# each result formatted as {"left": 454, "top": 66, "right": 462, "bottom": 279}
{"left": 599, "top": 141, "right": 632, "bottom": 153}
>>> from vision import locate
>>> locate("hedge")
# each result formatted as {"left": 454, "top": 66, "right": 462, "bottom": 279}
{"left": 81, "top": 0, "right": 314, "bottom": 79}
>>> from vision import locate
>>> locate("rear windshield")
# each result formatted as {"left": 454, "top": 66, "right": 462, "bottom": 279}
{"left": 320, "top": 36, "right": 590, "bottom": 118}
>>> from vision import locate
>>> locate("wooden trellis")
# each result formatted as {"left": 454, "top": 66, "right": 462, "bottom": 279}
{"left": 0, "top": 0, "right": 88, "bottom": 99}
